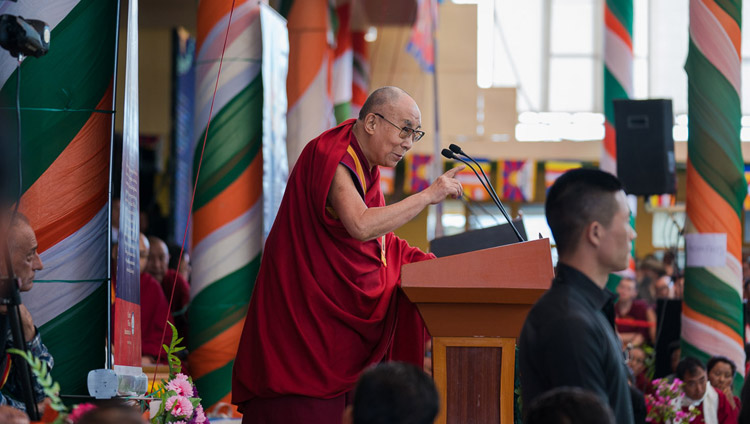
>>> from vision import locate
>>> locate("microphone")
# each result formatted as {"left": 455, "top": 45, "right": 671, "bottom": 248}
{"left": 441, "top": 149, "right": 524, "bottom": 242}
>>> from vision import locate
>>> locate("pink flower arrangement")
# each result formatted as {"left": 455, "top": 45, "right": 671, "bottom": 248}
{"left": 645, "top": 378, "right": 700, "bottom": 423}
{"left": 166, "top": 373, "right": 195, "bottom": 397}
{"left": 65, "top": 403, "right": 97, "bottom": 423}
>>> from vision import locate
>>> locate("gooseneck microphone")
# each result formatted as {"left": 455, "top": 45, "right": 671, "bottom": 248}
{"left": 441, "top": 148, "right": 525, "bottom": 242}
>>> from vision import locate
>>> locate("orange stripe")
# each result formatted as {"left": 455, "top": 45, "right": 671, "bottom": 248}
{"left": 683, "top": 303, "right": 744, "bottom": 346}
{"left": 686, "top": 162, "right": 742, "bottom": 261}
{"left": 207, "top": 393, "right": 241, "bottom": 417}
{"left": 188, "top": 318, "right": 245, "bottom": 380}
{"left": 603, "top": 122, "right": 616, "bottom": 157}
{"left": 604, "top": 6, "right": 633, "bottom": 50}
{"left": 346, "top": 146, "right": 367, "bottom": 192}
{"left": 700, "top": 0, "right": 741, "bottom": 58}
{"left": 19, "top": 86, "right": 112, "bottom": 253}
{"left": 287, "top": 0, "right": 330, "bottom": 107}
{"left": 192, "top": 156, "right": 262, "bottom": 247}
{"left": 196, "top": 0, "right": 252, "bottom": 53}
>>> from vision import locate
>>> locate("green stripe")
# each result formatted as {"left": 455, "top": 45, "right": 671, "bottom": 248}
{"left": 194, "top": 360, "right": 233, "bottom": 409}
{"left": 188, "top": 256, "right": 260, "bottom": 350}
{"left": 0, "top": 0, "right": 117, "bottom": 192}
{"left": 334, "top": 102, "right": 351, "bottom": 124}
{"left": 715, "top": 0, "right": 741, "bottom": 26}
{"left": 38, "top": 284, "right": 107, "bottom": 396}
{"left": 685, "top": 40, "right": 745, "bottom": 217}
{"left": 603, "top": 67, "right": 629, "bottom": 125}
{"left": 606, "top": 0, "right": 633, "bottom": 35}
{"left": 683, "top": 267, "right": 743, "bottom": 336}
{"left": 606, "top": 274, "right": 621, "bottom": 293}
{"left": 193, "top": 76, "right": 263, "bottom": 211}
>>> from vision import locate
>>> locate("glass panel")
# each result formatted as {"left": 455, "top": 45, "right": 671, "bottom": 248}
{"left": 549, "top": 57, "right": 594, "bottom": 111}
{"left": 550, "top": 0, "right": 594, "bottom": 54}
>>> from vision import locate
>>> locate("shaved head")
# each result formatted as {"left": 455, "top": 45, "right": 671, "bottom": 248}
{"left": 358, "top": 86, "right": 411, "bottom": 121}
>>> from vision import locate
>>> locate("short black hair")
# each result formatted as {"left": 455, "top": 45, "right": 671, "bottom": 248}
{"left": 358, "top": 86, "right": 409, "bottom": 121}
{"left": 707, "top": 355, "right": 737, "bottom": 376}
{"left": 545, "top": 168, "right": 623, "bottom": 256}
{"left": 676, "top": 356, "right": 706, "bottom": 380}
{"left": 352, "top": 362, "right": 439, "bottom": 424}
{"left": 524, "top": 386, "right": 616, "bottom": 424}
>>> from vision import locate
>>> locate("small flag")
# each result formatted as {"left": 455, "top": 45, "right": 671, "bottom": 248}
{"left": 404, "top": 154, "right": 433, "bottom": 194}
{"left": 406, "top": 0, "right": 438, "bottom": 73}
{"left": 497, "top": 160, "right": 536, "bottom": 202}
{"left": 649, "top": 194, "right": 676, "bottom": 208}
{"left": 447, "top": 160, "right": 492, "bottom": 201}
{"left": 544, "top": 161, "right": 583, "bottom": 190}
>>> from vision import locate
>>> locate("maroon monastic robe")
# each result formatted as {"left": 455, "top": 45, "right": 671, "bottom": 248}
{"left": 232, "top": 119, "right": 432, "bottom": 407}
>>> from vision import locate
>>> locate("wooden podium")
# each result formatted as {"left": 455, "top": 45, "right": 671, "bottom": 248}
{"left": 401, "top": 238, "right": 554, "bottom": 424}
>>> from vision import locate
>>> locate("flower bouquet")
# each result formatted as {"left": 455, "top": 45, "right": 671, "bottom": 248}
{"left": 645, "top": 378, "right": 700, "bottom": 424}
{"left": 149, "top": 322, "right": 206, "bottom": 424}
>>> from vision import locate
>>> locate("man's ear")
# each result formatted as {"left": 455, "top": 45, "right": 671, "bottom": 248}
{"left": 585, "top": 221, "right": 602, "bottom": 248}
{"left": 364, "top": 114, "right": 377, "bottom": 134}
{"left": 342, "top": 405, "right": 354, "bottom": 424}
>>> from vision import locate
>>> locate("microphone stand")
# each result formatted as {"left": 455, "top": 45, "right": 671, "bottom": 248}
{"left": 442, "top": 149, "right": 524, "bottom": 242}
{"left": 2, "top": 247, "right": 39, "bottom": 421}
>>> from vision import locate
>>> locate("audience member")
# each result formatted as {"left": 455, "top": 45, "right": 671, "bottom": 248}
{"left": 0, "top": 214, "right": 53, "bottom": 413}
{"left": 628, "top": 346, "right": 649, "bottom": 393}
{"left": 524, "top": 386, "right": 616, "bottom": 424}
{"left": 168, "top": 243, "right": 191, "bottom": 283}
{"left": 676, "top": 357, "right": 738, "bottom": 423}
{"left": 616, "top": 275, "right": 656, "bottom": 346}
{"left": 76, "top": 402, "right": 145, "bottom": 424}
{"left": 137, "top": 233, "right": 173, "bottom": 364}
{"left": 145, "top": 236, "right": 190, "bottom": 342}
{"left": 652, "top": 275, "right": 673, "bottom": 302}
{"left": 342, "top": 362, "right": 438, "bottom": 424}
{"left": 519, "top": 168, "right": 636, "bottom": 424}
{"left": 637, "top": 257, "right": 666, "bottom": 305}
{"left": 706, "top": 356, "right": 740, "bottom": 413}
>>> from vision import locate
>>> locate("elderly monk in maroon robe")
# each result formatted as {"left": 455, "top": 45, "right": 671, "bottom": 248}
{"left": 232, "top": 87, "right": 464, "bottom": 423}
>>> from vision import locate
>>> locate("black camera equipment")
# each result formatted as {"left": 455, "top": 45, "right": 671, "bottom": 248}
{"left": 0, "top": 14, "right": 49, "bottom": 58}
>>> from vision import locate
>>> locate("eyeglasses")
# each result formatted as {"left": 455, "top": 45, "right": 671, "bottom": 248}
{"left": 373, "top": 113, "right": 425, "bottom": 142}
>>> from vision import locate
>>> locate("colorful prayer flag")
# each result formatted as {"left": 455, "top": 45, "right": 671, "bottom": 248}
{"left": 380, "top": 166, "right": 395, "bottom": 195}
{"left": 404, "top": 154, "right": 432, "bottom": 194}
{"left": 447, "top": 160, "right": 492, "bottom": 202}
{"left": 544, "top": 161, "right": 583, "bottom": 190}
{"left": 406, "top": 0, "right": 437, "bottom": 73}
{"left": 497, "top": 160, "right": 536, "bottom": 202}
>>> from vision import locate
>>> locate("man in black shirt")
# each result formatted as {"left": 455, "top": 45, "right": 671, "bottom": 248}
{"left": 519, "top": 168, "right": 636, "bottom": 424}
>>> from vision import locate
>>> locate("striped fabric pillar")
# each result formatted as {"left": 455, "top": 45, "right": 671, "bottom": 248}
{"left": 0, "top": 0, "right": 117, "bottom": 394}
{"left": 332, "top": 0, "right": 353, "bottom": 124}
{"left": 190, "top": 0, "right": 263, "bottom": 415}
{"left": 286, "top": 0, "right": 336, "bottom": 167}
{"left": 351, "top": 30, "right": 369, "bottom": 118}
{"left": 683, "top": 0, "right": 745, "bottom": 390}
{"left": 602, "top": 0, "right": 633, "bottom": 175}
{"left": 603, "top": 0, "right": 634, "bottom": 292}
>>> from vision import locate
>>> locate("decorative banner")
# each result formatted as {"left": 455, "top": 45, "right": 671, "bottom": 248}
{"left": 602, "top": 0, "right": 633, "bottom": 175}
{"left": 351, "top": 30, "right": 369, "bottom": 118}
{"left": 497, "top": 160, "right": 536, "bottom": 202}
{"left": 191, "top": 1, "right": 288, "bottom": 415}
{"left": 171, "top": 29, "right": 196, "bottom": 249}
{"left": 682, "top": 0, "right": 746, "bottom": 393}
{"left": 0, "top": 0, "right": 116, "bottom": 395}
{"left": 379, "top": 166, "right": 395, "bottom": 196}
{"left": 332, "top": 0, "right": 352, "bottom": 123}
{"left": 544, "top": 161, "right": 582, "bottom": 191}
{"left": 447, "top": 160, "right": 492, "bottom": 202}
{"left": 114, "top": 0, "right": 142, "bottom": 371}
{"left": 406, "top": 0, "right": 438, "bottom": 73}
{"left": 403, "top": 154, "right": 433, "bottom": 194}
{"left": 285, "top": 0, "right": 336, "bottom": 167}
{"left": 260, "top": 4, "right": 289, "bottom": 241}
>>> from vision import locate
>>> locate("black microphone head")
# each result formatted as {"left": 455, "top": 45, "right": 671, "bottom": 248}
{"left": 449, "top": 144, "right": 463, "bottom": 155}
{"left": 441, "top": 148, "right": 455, "bottom": 159}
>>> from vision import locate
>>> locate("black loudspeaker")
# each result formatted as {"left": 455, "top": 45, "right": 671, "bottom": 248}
{"left": 653, "top": 299, "right": 682, "bottom": 379}
{"left": 613, "top": 99, "right": 676, "bottom": 196}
